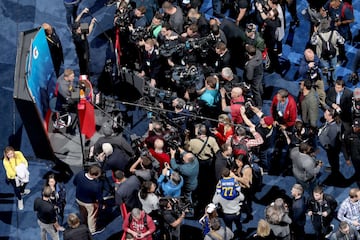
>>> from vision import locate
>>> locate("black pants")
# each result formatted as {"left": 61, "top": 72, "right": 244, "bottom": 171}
{"left": 326, "top": 146, "right": 341, "bottom": 174}
{"left": 9, "top": 179, "right": 26, "bottom": 200}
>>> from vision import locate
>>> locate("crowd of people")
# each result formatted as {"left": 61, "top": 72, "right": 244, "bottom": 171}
{"left": 4, "top": 0, "right": 360, "bottom": 239}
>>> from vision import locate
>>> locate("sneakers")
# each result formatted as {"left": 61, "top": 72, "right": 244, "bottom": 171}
{"left": 21, "top": 189, "right": 31, "bottom": 196}
{"left": 18, "top": 199, "right": 24, "bottom": 210}
{"left": 92, "top": 227, "right": 105, "bottom": 235}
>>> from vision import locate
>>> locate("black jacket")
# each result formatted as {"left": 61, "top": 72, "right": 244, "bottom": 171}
{"left": 325, "top": 87, "right": 353, "bottom": 123}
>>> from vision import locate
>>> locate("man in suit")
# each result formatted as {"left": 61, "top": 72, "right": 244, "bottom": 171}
{"left": 138, "top": 38, "right": 163, "bottom": 88}
{"left": 326, "top": 79, "right": 353, "bottom": 137}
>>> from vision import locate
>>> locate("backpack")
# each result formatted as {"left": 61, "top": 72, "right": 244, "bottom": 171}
{"left": 318, "top": 31, "right": 336, "bottom": 60}
{"left": 341, "top": 2, "right": 353, "bottom": 19}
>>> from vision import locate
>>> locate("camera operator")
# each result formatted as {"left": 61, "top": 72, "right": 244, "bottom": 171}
{"left": 162, "top": 1, "right": 184, "bottom": 35}
{"left": 243, "top": 44, "right": 264, "bottom": 108}
{"left": 144, "top": 121, "right": 166, "bottom": 150}
{"left": 256, "top": 3, "right": 281, "bottom": 73}
{"left": 186, "top": 8, "right": 209, "bottom": 37}
{"left": 72, "top": 8, "right": 97, "bottom": 76}
{"left": 220, "top": 67, "right": 241, "bottom": 94}
{"left": 130, "top": 155, "right": 158, "bottom": 181}
{"left": 298, "top": 48, "right": 327, "bottom": 109}
{"left": 159, "top": 198, "right": 186, "bottom": 240}
{"left": 163, "top": 98, "right": 191, "bottom": 133}
{"left": 157, "top": 163, "right": 184, "bottom": 197}
{"left": 170, "top": 147, "right": 199, "bottom": 202}
{"left": 344, "top": 119, "right": 360, "bottom": 188}
{"left": 289, "top": 142, "right": 322, "bottom": 194}
{"left": 129, "top": 6, "right": 147, "bottom": 29}
{"left": 213, "top": 42, "right": 234, "bottom": 73}
{"left": 147, "top": 12, "right": 163, "bottom": 39}
{"left": 307, "top": 185, "right": 338, "bottom": 239}
{"left": 220, "top": 86, "right": 245, "bottom": 124}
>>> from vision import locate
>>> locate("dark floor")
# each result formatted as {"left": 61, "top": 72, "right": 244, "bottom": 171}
{"left": 0, "top": 0, "right": 360, "bottom": 239}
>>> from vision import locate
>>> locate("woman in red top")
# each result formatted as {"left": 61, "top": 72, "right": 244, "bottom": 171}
{"left": 212, "top": 114, "right": 234, "bottom": 146}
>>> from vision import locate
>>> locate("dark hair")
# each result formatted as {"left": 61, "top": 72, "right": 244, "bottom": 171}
{"left": 141, "top": 156, "right": 153, "bottom": 169}
{"left": 335, "top": 79, "right": 345, "bottom": 87}
{"left": 221, "top": 168, "right": 230, "bottom": 177}
{"left": 221, "top": 143, "right": 231, "bottom": 152}
{"left": 246, "top": 44, "right": 256, "bottom": 56}
{"left": 313, "top": 185, "right": 323, "bottom": 194}
{"left": 114, "top": 170, "right": 125, "bottom": 180}
{"left": 46, "top": 174, "right": 57, "bottom": 186}
{"left": 154, "top": 12, "right": 163, "bottom": 20}
{"left": 139, "top": 181, "right": 155, "bottom": 199}
{"left": 89, "top": 165, "right": 102, "bottom": 178}
{"left": 303, "top": 79, "right": 313, "bottom": 90}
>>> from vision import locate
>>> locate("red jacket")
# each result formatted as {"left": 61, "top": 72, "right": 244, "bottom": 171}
{"left": 122, "top": 211, "right": 156, "bottom": 240}
{"left": 270, "top": 94, "right": 297, "bottom": 128}
{"left": 230, "top": 96, "right": 245, "bottom": 124}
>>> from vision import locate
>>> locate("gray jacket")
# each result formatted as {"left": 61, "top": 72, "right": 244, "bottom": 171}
{"left": 290, "top": 147, "right": 321, "bottom": 182}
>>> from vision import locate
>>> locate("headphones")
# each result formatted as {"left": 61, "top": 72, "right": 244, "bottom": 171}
{"left": 175, "top": 98, "right": 185, "bottom": 110}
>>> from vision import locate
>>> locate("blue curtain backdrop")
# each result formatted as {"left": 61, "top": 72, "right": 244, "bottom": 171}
{"left": 26, "top": 28, "right": 56, "bottom": 118}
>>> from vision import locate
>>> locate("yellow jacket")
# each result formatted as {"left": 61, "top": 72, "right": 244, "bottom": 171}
{"left": 3, "top": 151, "right": 28, "bottom": 179}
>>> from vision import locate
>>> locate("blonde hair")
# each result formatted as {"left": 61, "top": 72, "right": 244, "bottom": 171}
{"left": 256, "top": 219, "right": 271, "bottom": 237}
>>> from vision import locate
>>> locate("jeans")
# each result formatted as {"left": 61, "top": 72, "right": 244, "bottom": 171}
{"left": 37, "top": 219, "right": 59, "bottom": 240}
{"left": 64, "top": 3, "right": 79, "bottom": 28}
{"left": 223, "top": 212, "right": 242, "bottom": 234}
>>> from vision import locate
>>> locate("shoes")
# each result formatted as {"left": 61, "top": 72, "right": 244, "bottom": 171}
{"left": 21, "top": 189, "right": 31, "bottom": 196}
{"left": 325, "top": 224, "right": 334, "bottom": 238}
{"left": 325, "top": 166, "right": 332, "bottom": 173}
{"left": 92, "top": 227, "right": 105, "bottom": 235}
{"left": 18, "top": 199, "right": 24, "bottom": 210}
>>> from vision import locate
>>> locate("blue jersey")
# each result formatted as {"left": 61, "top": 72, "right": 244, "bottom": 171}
{"left": 216, "top": 177, "right": 240, "bottom": 200}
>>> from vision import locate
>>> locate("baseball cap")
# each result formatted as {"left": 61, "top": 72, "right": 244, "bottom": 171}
{"left": 246, "top": 23, "right": 256, "bottom": 33}
{"left": 206, "top": 203, "right": 216, "bottom": 214}
{"left": 263, "top": 116, "right": 274, "bottom": 126}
